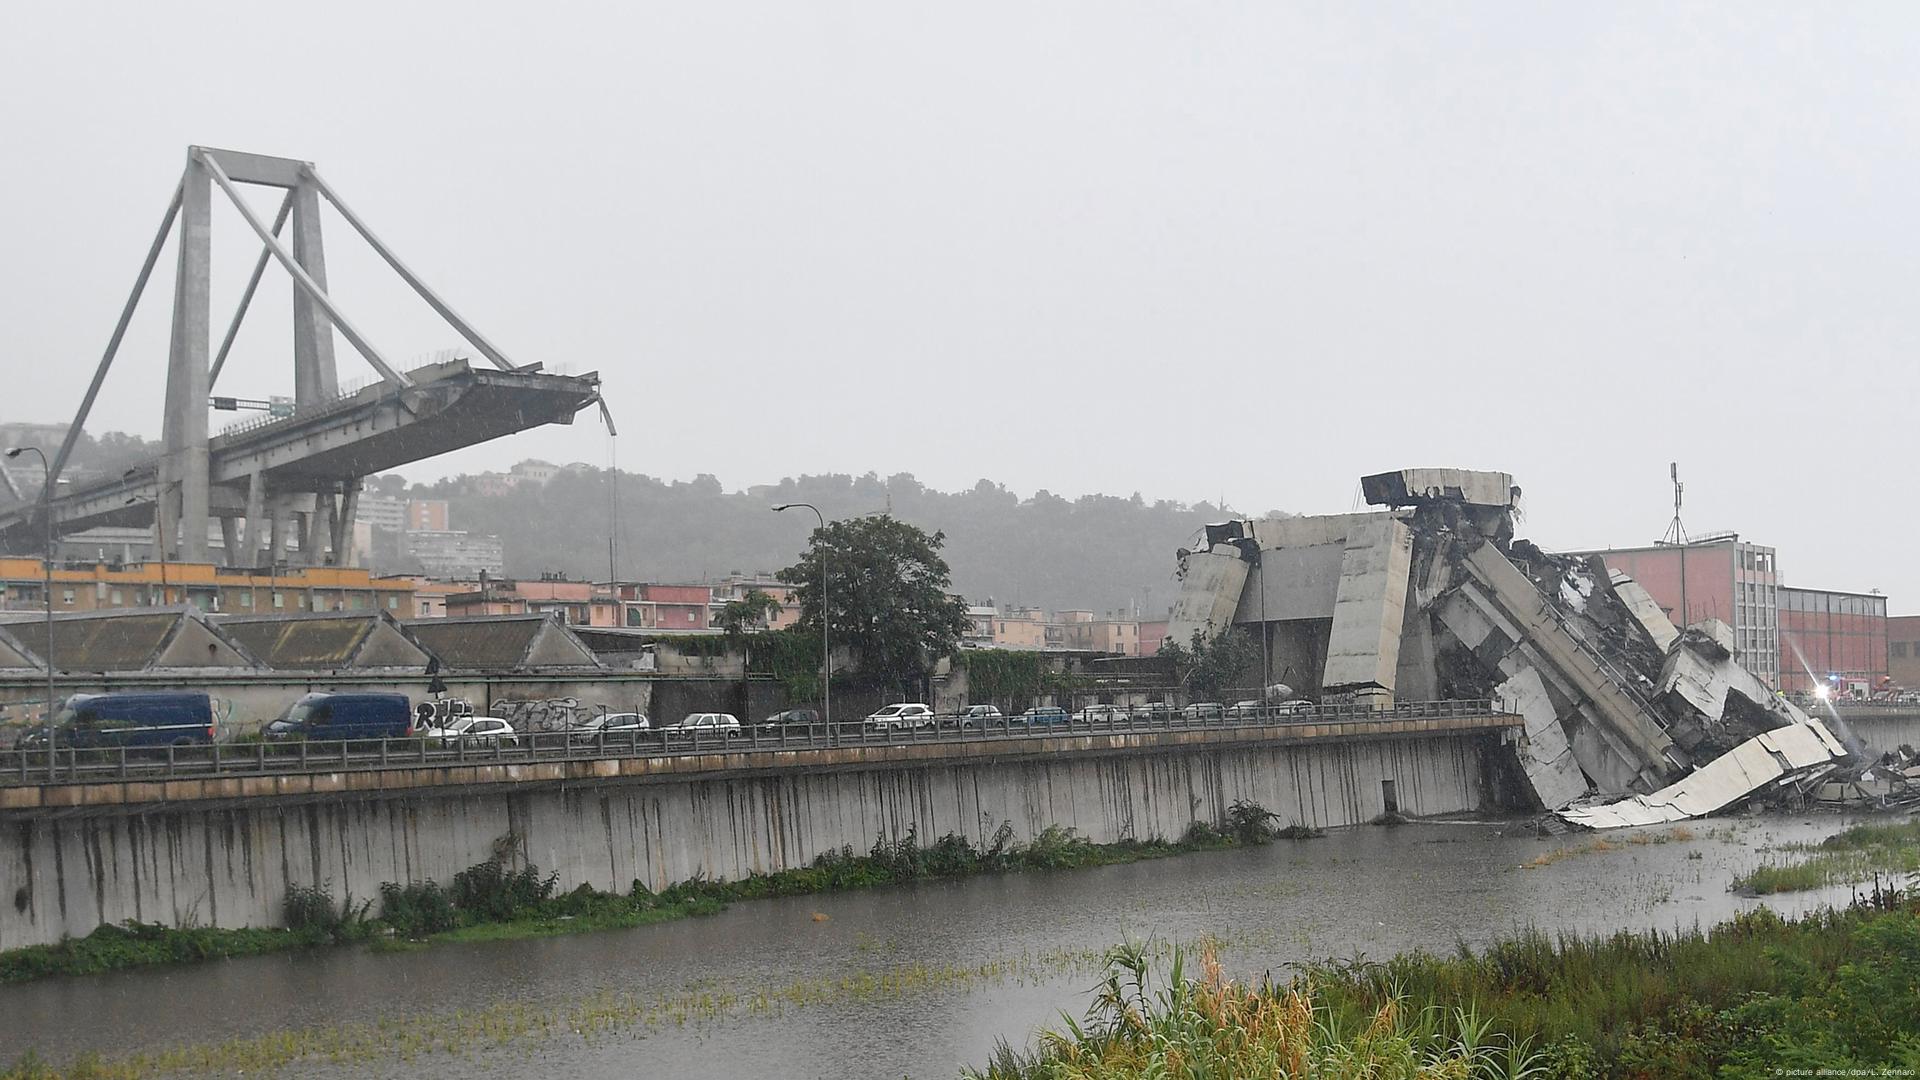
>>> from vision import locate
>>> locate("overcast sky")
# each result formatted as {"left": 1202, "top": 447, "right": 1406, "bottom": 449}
{"left": 4, "top": 3, "right": 1916, "bottom": 602}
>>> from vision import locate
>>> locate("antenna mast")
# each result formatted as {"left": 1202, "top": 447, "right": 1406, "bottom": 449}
{"left": 1659, "top": 461, "right": 1689, "bottom": 546}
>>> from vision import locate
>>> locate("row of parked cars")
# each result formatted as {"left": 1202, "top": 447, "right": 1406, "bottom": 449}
{"left": 16, "top": 691, "right": 759, "bottom": 750}
{"left": 16, "top": 689, "right": 1321, "bottom": 751}
{"left": 858, "top": 698, "right": 1314, "bottom": 732}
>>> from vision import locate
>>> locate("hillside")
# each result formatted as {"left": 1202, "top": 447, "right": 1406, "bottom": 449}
{"left": 415, "top": 470, "right": 1266, "bottom": 615}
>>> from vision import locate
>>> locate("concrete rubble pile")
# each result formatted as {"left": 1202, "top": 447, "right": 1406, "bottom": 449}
{"left": 1165, "top": 468, "right": 1854, "bottom": 829}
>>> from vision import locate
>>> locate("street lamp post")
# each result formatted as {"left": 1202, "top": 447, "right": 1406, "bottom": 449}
{"left": 8, "top": 446, "right": 57, "bottom": 778}
{"left": 772, "top": 503, "right": 830, "bottom": 735}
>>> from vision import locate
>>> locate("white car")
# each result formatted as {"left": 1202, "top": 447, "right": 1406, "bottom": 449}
{"left": 664, "top": 712, "right": 741, "bottom": 736}
{"left": 952, "top": 704, "right": 1004, "bottom": 728}
{"left": 865, "top": 703, "right": 936, "bottom": 731}
{"left": 455, "top": 717, "right": 520, "bottom": 747}
{"left": 572, "top": 713, "right": 650, "bottom": 741}
{"left": 418, "top": 716, "right": 477, "bottom": 745}
{"left": 1072, "top": 704, "right": 1127, "bottom": 724}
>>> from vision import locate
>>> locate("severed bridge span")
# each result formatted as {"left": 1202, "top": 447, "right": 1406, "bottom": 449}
{"left": 0, "top": 145, "right": 604, "bottom": 566}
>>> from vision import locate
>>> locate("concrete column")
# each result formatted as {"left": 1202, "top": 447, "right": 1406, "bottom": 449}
{"left": 266, "top": 503, "right": 286, "bottom": 567}
{"left": 303, "top": 500, "right": 333, "bottom": 566}
{"left": 240, "top": 472, "right": 266, "bottom": 568}
{"left": 217, "top": 517, "right": 240, "bottom": 566}
{"left": 290, "top": 180, "right": 339, "bottom": 408}
{"left": 163, "top": 155, "right": 213, "bottom": 562}
{"left": 333, "top": 483, "right": 360, "bottom": 567}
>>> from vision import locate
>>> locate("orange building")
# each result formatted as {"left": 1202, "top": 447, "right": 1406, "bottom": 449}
{"left": 0, "top": 558, "right": 414, "bottom": 617}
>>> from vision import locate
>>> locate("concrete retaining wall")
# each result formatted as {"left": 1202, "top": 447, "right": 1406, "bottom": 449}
{"left": 0, "top": 730, "right": 1507, "bottom": 949}
{"left": 1843, "top": 712, "right": 1920, "bottom": 755}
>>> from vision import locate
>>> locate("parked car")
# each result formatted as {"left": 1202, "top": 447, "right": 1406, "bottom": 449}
{"left": 266, "top": 692, "right": 413, "bottom": 741}
{"left": 1072, "top": 704, "right": 1127, "bottom": 724}
{"left": 417, "top": 716, "right": 477, "bottom": 745}
{"left": 29, "top": 692, "right": 217, "bottom": 749}
{"left": 455, "top": 717, "right": 520, "bottom": 747}
{"left": 759, "top": 708, "right": 820, "bottom": 730}
{"left": 1179, "top": 702, "right": 1226, "bottom": 721}
{"left": 865, "top": 703, "right": 936, "bottom": 732}
{"left": 1016, "top": 705, "right": 1071, "bottom": 727}
{"left": 664, "top": 712, "right": 741, "bottom": 737}
{"left": 952, "top": 704, "right": 1004, "bottom": 729}
{"left": 571, "top": 713, "right": 650, "bottom": 742}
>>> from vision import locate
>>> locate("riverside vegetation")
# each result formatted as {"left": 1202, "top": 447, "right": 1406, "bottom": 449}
{"left": 1733, "top": 818, "right": 1920, "bottom": 895}
{"left": 0, "top": 801, "right": 1299, "bottom": 984}
{"left": 971, "top": 883, "right": 1920, "bottom": 1079}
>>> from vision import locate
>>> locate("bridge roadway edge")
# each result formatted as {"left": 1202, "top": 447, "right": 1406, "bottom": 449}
{"left": 0, "top": 717, "right": 1523, "bottom": 950}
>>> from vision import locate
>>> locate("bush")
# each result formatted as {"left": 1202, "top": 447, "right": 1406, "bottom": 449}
{"left": 379, "top": 880, "right": 459, "bottom": 938}
{"left": 450, "top": 858, "right": 558, "bottom": 922}
{"left": 1223, "top": 799, "right": 1276, "bottom": 844}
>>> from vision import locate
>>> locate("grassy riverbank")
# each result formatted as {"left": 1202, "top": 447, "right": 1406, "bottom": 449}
{"left": 1733, "top": 818, "right": 1920, "bottom": 894}
{"left": 0, "top": 805, "right": 1294, "bottom": 985}
{"left": 971, "top": 887, "right": 1920, "bottom": 1079}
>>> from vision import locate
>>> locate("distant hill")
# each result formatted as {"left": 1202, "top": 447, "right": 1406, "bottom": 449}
{"left": 411, "top": 470, "right": 1273, "bottom": 615}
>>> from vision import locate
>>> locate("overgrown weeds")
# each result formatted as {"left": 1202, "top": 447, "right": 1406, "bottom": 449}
{"left": 971, "top": 887, "right": 1920, "bottom": 1079}
{"left": 966, "top": 941, "right": 1544, "bottom": 1079}
{"left": 1733, "top": 818, "right": 1920, "bottom": 895}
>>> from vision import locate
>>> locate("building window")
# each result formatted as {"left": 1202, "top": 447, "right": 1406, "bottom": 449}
{"left": 110, "top": 589, "right": 123, "bottom": 605}
{"left": 272, "top": 592, "right": 285, "bottom": 609}
{"left": 387, "top": 596, "right": 399, "bottom": 609}
{"left": 61, "top": 588, "right": 75, "bottom": 606}
{"left": 239, "top": 592, "right": 253, "bottom": 608}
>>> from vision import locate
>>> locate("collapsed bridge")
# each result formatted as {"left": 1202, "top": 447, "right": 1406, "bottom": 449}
{"left": 0, "top": 146, "right": 603, "bottom": 567}
{"left": 1165, "top": 468, "right": 1852, "bottom": 825}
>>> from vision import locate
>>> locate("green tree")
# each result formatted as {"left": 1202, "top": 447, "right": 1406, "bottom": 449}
{"left": 1158, "top": 624, "right": 1261, "bottom": 702}
{"left": 778, "top": 515, "right": 971, "bottom": 696}
{"left": 716, "top": 589, "right": 783, "bottom": 665}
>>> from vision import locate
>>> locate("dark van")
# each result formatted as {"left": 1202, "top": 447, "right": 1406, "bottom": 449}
{"left": 44, "top": 692, "right": 218, "bottom": 749}
{"left": 266, "top": 692, "right": 413, "bottom": 741}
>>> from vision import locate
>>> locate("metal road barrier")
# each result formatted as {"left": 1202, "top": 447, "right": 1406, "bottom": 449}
{"left": 0, "top": 699, "right": 1501, "bottom": 788}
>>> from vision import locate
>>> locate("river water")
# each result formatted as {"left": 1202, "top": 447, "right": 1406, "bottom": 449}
{"left": 0, "top": 814, "right": 1877, "bottom": 1079}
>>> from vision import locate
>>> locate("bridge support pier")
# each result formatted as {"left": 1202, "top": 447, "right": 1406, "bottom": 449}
{"left": 162, "top": 153, "right": 213, "bottom": 563}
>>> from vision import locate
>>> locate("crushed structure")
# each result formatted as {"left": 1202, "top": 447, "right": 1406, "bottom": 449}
{"left": 1167, "top": 468, "right": 1853, "bottom": 827}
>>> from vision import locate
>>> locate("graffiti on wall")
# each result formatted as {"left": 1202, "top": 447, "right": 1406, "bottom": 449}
{"left": 489, "top": 697, "right": 623, "bottom": 733}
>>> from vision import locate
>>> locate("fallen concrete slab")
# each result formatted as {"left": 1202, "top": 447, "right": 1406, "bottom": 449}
{"left": 1556, "top": 720, "right": 1849, "bottom": 829}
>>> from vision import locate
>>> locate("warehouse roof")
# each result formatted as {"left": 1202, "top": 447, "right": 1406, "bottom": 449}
{"left": 0, "top": 607, "right": 261, "bottom": 672}
{"left": 402, "top": 614, "right": 602, "bottom": 671}
{"left": 218, "top": 611, "right": 432, "bottom": 671}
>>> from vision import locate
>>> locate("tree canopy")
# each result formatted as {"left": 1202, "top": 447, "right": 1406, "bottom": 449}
{"left": 1158, "top": 625, "right": 1261, "bottom": 702}
{"left": 412, "top": 469, "right": 1249, "bottom": 613}
{"left": 777, "top": 515, "right": 971, "bottom": 696}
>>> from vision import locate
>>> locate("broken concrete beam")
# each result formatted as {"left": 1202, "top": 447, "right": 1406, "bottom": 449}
{"left": 1167, "top": 524, "right": 1253, "bottom": 647}
{"left": 1458, "top": 541, "right": 1680, "bottom": 782}
{"left": 1558, "top": 720, "right": 1850, "bottom": 829}
{"left": 1320, "top": 516, "right": 1413, "bottom": 704}
{"left": 1605, "top": 569, "right": 1679, "bottom": 652}
{"left": 1360, "top": 468, "right": 1517, "bottom": 510}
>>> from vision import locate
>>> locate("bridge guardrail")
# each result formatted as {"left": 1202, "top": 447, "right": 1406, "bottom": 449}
{"left": 0, "top": 698, "right": 1505, "bottom": 788}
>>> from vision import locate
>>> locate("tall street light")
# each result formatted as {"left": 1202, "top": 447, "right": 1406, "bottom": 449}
{"left": 8, "top": 446, "right": 57, "bottom": 778}
{"left": 772, "top": 503, "right": 830, "bottom": 734}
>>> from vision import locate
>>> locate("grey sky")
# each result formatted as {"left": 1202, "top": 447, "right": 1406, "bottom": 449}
{"left": 3, "top": 3, "right": 1916, "bottom": 603}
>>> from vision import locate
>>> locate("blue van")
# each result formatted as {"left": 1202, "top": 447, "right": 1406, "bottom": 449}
{"left": 41, "top": 692, "right": 218, "bottom": 749}
{"left": 266, "top": 692, "right": 413, "bottom": 741}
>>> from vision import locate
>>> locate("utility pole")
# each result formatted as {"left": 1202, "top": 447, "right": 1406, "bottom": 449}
{"left": 773, "top": 503, "right": 831, "bottom": 738}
